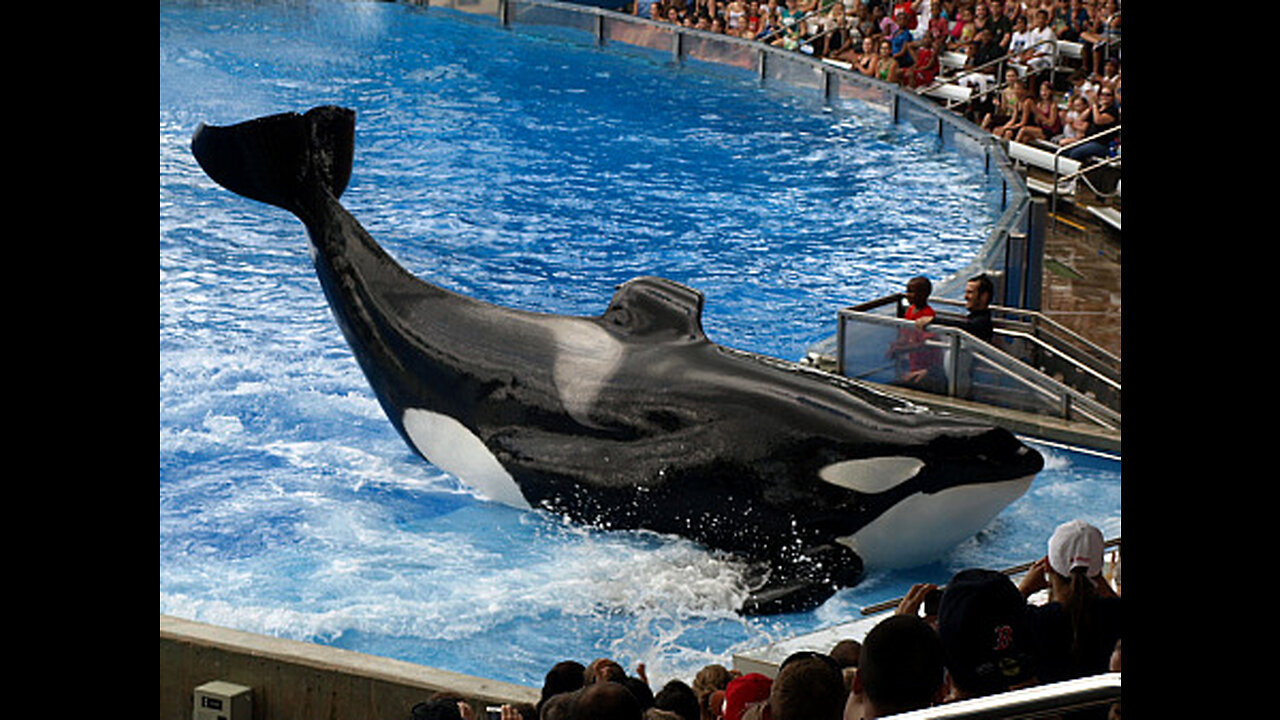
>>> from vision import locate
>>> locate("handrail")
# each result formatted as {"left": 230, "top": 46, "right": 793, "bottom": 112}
{"left": 1037, "top": 124, "right": 1120, "bottom": 216}
{"left": 838, "top": 309, "right": 1120, "bottom": 428}
{"left": 912, "top": 295, "right": 1120, "bottom": 378}
{"left": 881, "top": 673, "right": 1121, "bottom": 719}
{"left": 860, "top": 536, "right": 1120, "bottom": 615}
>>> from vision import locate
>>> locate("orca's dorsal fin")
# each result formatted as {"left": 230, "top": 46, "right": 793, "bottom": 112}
{"left": 602, "top": 276, "right": 707, "bottom": 340}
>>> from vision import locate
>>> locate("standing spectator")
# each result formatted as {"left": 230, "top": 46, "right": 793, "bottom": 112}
{"left": 843, "top": 615, "right": 946, "bottom": 719}
{"left": 769, "top": 653, "right": 845, "bottom": 720}
{"left": 936, "top": 569, "right": 1039, "bottom": 701}
{"left": 1018, "top": 519, "right": 1122, "bottom": 685}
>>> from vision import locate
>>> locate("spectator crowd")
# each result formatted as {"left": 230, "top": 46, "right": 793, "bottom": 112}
{"left": 404, "top": 519, "right": 1121, "bottom": 720}
{"left": 631, "top": 0, "right": 1120, "bottom": 159}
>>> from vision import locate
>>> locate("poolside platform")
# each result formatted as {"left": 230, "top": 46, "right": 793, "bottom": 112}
{"left": 1037, "top": 195, "right": 1122, "bottom": 363}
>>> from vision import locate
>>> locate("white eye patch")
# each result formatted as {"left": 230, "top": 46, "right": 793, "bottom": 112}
{"left": 818, "top": 456, "right": 925, "bottom": 494}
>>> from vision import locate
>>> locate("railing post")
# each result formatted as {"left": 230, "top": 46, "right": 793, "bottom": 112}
{"left": 946, "top": 333, "right": 960, "bottom": 398}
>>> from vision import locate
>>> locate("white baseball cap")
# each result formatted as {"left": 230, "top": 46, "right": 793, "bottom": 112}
{"left": 1047, "top": 519, "right": 1104, "bottom": 577}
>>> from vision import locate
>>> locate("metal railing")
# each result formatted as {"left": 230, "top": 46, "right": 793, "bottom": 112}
{"left": 1039, "top": 125, "right": 1121, "bottom": 216}
{"left": 836, "top": 295, "right": 1119, "bottom": 429}
{"left": 882, "top": 673, "right": 1121, "bottom": 719}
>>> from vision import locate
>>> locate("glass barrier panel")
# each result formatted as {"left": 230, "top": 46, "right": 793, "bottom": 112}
{"left": 763, "top": 51, "right": 825, "bottom": 93}
{"left": 683, "top": 34, "right": 759, "bottom": 73}
{"left": 604, "top": 17, "right": 675, "bottom": 54}
{"left": 451, "top": 0, "right": 503, "bottom": 17}
{"left": 831, "top": 74, "right": 894, "bottom": 114}
{"left": 512, "top": 1, "right": 597, "bottom": 33}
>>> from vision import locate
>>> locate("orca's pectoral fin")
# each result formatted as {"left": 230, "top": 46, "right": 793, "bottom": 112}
{"left": 738, "top": 544, "right": 864, "bottom": 616}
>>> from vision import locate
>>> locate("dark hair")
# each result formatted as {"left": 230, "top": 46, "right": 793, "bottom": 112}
{"left": 1060, "top": 567, "right": 1099, "bottom": 666}
{"left": 969, "top": 273, "right": 994, "bottom": 300}
{"left": 907, "top": 275, "right": 933, "bottom": 296}
{"left": 654, "top": 680, "right": 701, "bottom": 720}
{"left": 539, "top": 660, "right": 586, "bottom": 712}
{"left": 859, "top": 615, "right": 945, "bottom": 715}
{"left": 770, "top": 652, "right": 845, "bottom": 720}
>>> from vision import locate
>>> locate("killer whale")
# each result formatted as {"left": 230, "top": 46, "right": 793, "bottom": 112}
{"left": 190, "top": 106, "right": 1043, "bottom": 614}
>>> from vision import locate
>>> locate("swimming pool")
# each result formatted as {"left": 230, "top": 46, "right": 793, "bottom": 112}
{"left": 160, "top": 0, "right": 1120, "bottom": 689}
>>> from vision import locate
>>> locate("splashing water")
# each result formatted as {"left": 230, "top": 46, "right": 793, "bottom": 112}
{"left": 160, "top": 0, "right": 1119, "bottom": 688}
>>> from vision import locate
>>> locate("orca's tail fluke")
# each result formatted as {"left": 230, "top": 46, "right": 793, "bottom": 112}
{"left": 191, "top": 105, "right": 355, "bottom": 218}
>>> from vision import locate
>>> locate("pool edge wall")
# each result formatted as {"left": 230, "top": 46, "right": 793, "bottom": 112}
{"left": 160, "top": 614, "right": 540, "bottom": 719}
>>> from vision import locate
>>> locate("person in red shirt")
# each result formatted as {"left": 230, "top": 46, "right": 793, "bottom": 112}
{"left": 891, "top": 276, "right": 946, "bottom": 393}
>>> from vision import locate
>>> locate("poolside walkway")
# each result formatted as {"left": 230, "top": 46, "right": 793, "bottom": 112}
{"left": 1038, "top": 201, "right": 1122, "bottom": 361}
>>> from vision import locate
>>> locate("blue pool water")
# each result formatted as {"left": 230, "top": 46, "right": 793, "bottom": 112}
{"left": 159, "top": 0, "right": 1120, "bottom": 689}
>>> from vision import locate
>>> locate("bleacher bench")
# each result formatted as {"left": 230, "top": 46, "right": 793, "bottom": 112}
{"left": 922, "top": 82, "right": 972, "bottom": 106}
{"left": 1007, "top": 140, "right": 1081, "bottom": 196}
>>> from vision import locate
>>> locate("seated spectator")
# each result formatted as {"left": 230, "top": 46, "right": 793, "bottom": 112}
{"left": 843, "top": 615, "right": 946, "bottom": 719}
{"left": 1018, "top": 519, "right": 1122, "bottom": 685}
{"left": 1016, "top": 78, "right": 1063, "bottom": 144}
{"left": 992, "top": 77, "right": 1034, "bottom": 140}
{"left": 936, "top": 568, "right": 1039, "bottom": 701}
{"left": 1062, "top": 85, "right": 1119, "bottom": 161}
{"left": 1005, "top": 13, "right": 1030, "bottom": 56}
{"left": 966, "top": 27, "right": 1004, "bottom": 71}
{"left": 1020, "top": 9, "right": 1057, "bottom": 74}
{"left": 769, "top": 652, "right": 845, "bottom": 720}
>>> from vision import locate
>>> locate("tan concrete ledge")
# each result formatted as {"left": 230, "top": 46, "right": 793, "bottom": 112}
{"left": 161, "top": 614, "right": 540, "bottom": 719}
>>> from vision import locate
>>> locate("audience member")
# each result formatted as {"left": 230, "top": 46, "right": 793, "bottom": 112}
{"left": 894, "top": 580, "right": 941, "bottom": 630}
{"left": 966, "top": 27, "right": 1003, "bottom": 71}
{"left": 1017, "top": 519, "right": 1122, "bottom": 685}
{"left": 722, "top": 673, "right": 772, "bottom": 720}
{"left": 653, "top": 680, "right": 701, "bottom": 720}
{"left": 936, "top": 569, "right": 1039, "bottom": 701}
{"left": 1020, "top": 9, "right": 1057, "bottom": 74}
{"left": 691, "top": 664, "right": 734, "bottom": 720}
{"left": 1005, "top": 12, "right": 1029, "bottom": 55}
{"left": 540, "top": 660, "right": 587, "bottom": 714}
{"left": 991, "top": 77, "right": 1034, "bottom": 140}
{"left": 829, "top": 639, "right": 861, "bottom": 669}
{"left": 1062, "top": 85, "right": 1119, "bottom": 160}
{"left": 573, "top": 680, "right": 646, "bottom": 720}
{"left": 769, "top": 652, "right": 845, "bottom": 720}
{"left": 1015, "top": 78, "right": 1062, "bottom": 143}
{"left": 587, "top": 658, "right": 629, "bottom": 685}
{"left": 874, "top": 39, "right": 901, "bottom": 83}
{"left": 843, "top": 615, "right": 946, "bottom": 719}
{"left": 409, "top": 693, "right": 467, "bottom": 720}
